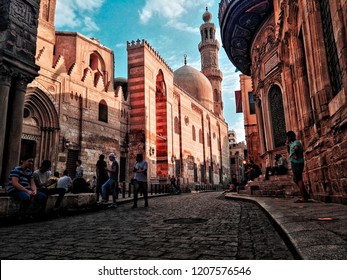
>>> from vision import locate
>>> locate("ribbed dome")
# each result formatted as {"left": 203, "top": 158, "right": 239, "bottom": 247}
{"left": 174, "top": 65, "right": 213, "bottom": 110}
{"left": 203, "top": 7, "right": 212, "bottom": 22}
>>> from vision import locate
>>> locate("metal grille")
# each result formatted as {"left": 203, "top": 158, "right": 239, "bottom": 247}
{"left": 269, "top": 86, "right": 286, "bottom": 148}
{"left": 66, "top": 150, "right": 79, "bottom": 178}
{"left": 319, "top": 0, "right": 342, "bottom": 96}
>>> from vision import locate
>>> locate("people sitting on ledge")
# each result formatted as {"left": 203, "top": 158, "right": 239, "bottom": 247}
{"left": 225, "top": 174, "right": 239, "bottom": 192}
{"left": 245, "top": 160, "right": 262, "bottom": 182}
{"left": 264, "top": 154, "right": 288, "bottom": 180}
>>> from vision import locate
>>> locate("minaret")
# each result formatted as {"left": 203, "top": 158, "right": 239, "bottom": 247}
{"left": 36, "top": 0, "right": 57, "bottom": 65}
{"left": 198, "top": 7, "right": 223, "bottom": 118}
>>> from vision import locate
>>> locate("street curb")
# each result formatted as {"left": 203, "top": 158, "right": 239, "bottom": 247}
{"left": 224, "top": 194, "right": 303, "bottom": 260}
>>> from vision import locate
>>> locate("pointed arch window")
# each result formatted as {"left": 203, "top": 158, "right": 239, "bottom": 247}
{"left": 248, "top": 92, "right": 256, "bottom": 115}
{"left": 192, "top": 125, "right": 196, "bottom": 141}
{"left": 174, "top": 116, "right": 180, "bottom": 134}
{"left": 156, "top": 70, "right": 166, "bottom": 99}
{"left": 42, "top": 4, "right": 49, "bottom": 21}
{"left": 207, "top": 133, "right": 211, "bottom": 147}
{"left": 319, "top": 0, "right": 342, "bottom": 96}
{"left": 89, "top": 53, "right": 99, "bottom": 70}
{"left": 99, "top": 100, "right": 108, "bottom": 123}
{"left": 269, "top": 86, "right": 286, "bottom": 147}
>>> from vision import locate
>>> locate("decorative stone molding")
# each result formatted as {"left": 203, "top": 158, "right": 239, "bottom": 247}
{"left": 191, "top": 103, "right": 202, "bottom": 115}
{"left": 21, "top": 133, "right": 39, "bottom": 141}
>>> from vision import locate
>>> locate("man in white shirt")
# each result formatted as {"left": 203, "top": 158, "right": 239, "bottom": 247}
{"left": 33, "top": 160, "right": 66, "bottom": 211}
{"left": 57, "top": 170, "right": 72, "bottom": 192}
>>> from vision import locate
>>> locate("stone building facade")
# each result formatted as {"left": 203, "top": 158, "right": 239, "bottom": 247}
{"left": 127, "top": 8, "right": 229, "bottom": 185}
{"left": 219, "top": 0, "right": 347, "bottom": 203}
{"left": 0, "top": 2, "right": 229, "bottom": 186}
{"left": 238, "top": 74, "right": 261, "bottom": 167}
{"left": 228, "top": 130, "right": 246, "bottom": 185}
{"left": 0, "top": 0, "right": 41, "bottom": 184}
{"left": 19, "top": 0, "right": 130, "bottom": 180}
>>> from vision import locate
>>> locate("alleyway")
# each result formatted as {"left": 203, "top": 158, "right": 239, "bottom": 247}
{"left": 0, "top": 192, "right": 295, "bottom": 260}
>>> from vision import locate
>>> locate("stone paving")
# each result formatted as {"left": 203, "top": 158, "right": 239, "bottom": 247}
{"left": 225, "top": 194, "right": 347, "bottom": 259}
{"left": 0, "top": 192, "right": 295, "bottom": 260}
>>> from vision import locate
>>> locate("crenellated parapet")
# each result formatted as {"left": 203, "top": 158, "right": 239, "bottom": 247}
{"left": 127, "top": 39, "right": 173, "bottom": 73}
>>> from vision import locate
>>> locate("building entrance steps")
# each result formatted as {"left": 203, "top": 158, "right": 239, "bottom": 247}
{"left": 239, "top": 175, "right": 300, "bottom": 197}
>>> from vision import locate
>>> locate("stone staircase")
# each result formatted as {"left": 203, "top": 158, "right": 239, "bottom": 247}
{"left": 238, "top": 174, "right": 300, "bottom": 197}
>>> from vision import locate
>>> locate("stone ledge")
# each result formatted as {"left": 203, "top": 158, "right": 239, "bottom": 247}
{"left": 0, "top": 193, "right": 97, "bottom": 218}
{"left": 242, "top": 175, "right": 300, "bottom": 197}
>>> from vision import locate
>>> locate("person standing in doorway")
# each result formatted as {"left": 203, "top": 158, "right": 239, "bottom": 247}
{"left": 132, "top": 153, "right": 148, "bottom": 208}
{"left": 286, "top": 130, "right": 310, "bottom": 202}
{"left": 100, "top": 153, "right": 119, "bottom": 208}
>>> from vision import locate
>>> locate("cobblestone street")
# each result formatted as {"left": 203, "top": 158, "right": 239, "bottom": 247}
{"left": 0, "top": 192, "right": 295, "bottom": 260}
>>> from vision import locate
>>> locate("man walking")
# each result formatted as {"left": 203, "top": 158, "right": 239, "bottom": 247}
{"left": 100, "top": 153, "right": 119, "bottom": 208}
{"left": 286, "top": 131, "right": 310, "bottom": 202}
{"left": 132, "top": 153, "right": 148, "bottom": 208}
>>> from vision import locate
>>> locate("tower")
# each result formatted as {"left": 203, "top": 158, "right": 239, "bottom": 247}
{"left": 198, "top": 7, "right": 223, "bottom": 118}
{"left": 36, "top": 0, "right": 57, "bottom": 65}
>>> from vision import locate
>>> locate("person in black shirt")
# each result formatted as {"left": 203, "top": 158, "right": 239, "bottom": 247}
{"left": 96, "top": 154, "right": 108, "bottom": 202}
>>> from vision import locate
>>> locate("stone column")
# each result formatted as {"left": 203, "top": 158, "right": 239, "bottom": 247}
{"left": 0, "top": 73, "right": 12, "bottom": 181}
{"left": 2, "top": 77, "right": 28, "bottom": 184}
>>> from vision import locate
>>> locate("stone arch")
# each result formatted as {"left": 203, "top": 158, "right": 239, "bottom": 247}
{"left": 155, "top": 69, "right": 168, "bottom": 178}
{"left": 83, "top": 51, "right": 108, "bottom": 89}
{"left": 268, "top": 85, "right": 286, "bottom": 148}
{"left": 23, "top": 87, "right": 60, "bottom": 166}
{"left": 89, "top": 51, "right": 106, "bottom": 72}
{"left": 98, "top": 99, "right": 108, "bottom": 123}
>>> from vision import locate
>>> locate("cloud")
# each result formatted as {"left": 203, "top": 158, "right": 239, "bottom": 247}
{"left": 55, "top": 0, "right": 105, "bottom": 32}
{"left": 232, "top": 117, "right": 246, "bottom": 144}
{"left": 139, "top": 0, "right": 213, "bottom": 32}
{"left": 83, "top": 17, "right": 100, "bottom": 33}
{"left": 116, "top": 43, "right": 126, "bottom": 48}
{"left": 166, "top": 20, "right": 199, "bottom": 33}
{"left": 139, "top": 0, "right": 186, "bottom": 24}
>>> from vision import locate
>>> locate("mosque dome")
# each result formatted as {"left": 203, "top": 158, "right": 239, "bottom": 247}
{"left": 174, "top": 64, "right": 213, "bottom": 110}
{"left": 202, "top": 7, "right": 212, "bottom": 23}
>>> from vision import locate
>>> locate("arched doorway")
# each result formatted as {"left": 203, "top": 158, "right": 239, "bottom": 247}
{"left": 22, "top": 88, "right": 60, "bottom": 168}
{"left": 268, "top": 85, "right": 286, "bottom": 147}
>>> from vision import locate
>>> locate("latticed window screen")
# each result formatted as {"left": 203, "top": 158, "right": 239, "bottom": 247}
{"left": 269, "top": 86, "right": 286, "bottom": 148}
{"left": 319, "top": 0, "right": 342, "bottom": 96}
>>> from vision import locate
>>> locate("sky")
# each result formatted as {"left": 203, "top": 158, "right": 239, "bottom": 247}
{"left": 54, "top": 0, "right": 245, "bottom": 142}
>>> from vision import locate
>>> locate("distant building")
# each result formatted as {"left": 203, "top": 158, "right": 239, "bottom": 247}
{"left": 219, "top": 0, "right": 347, "bottom": 203}
{"left": 228, "top": 130, "right": 247, "bottom": 185}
